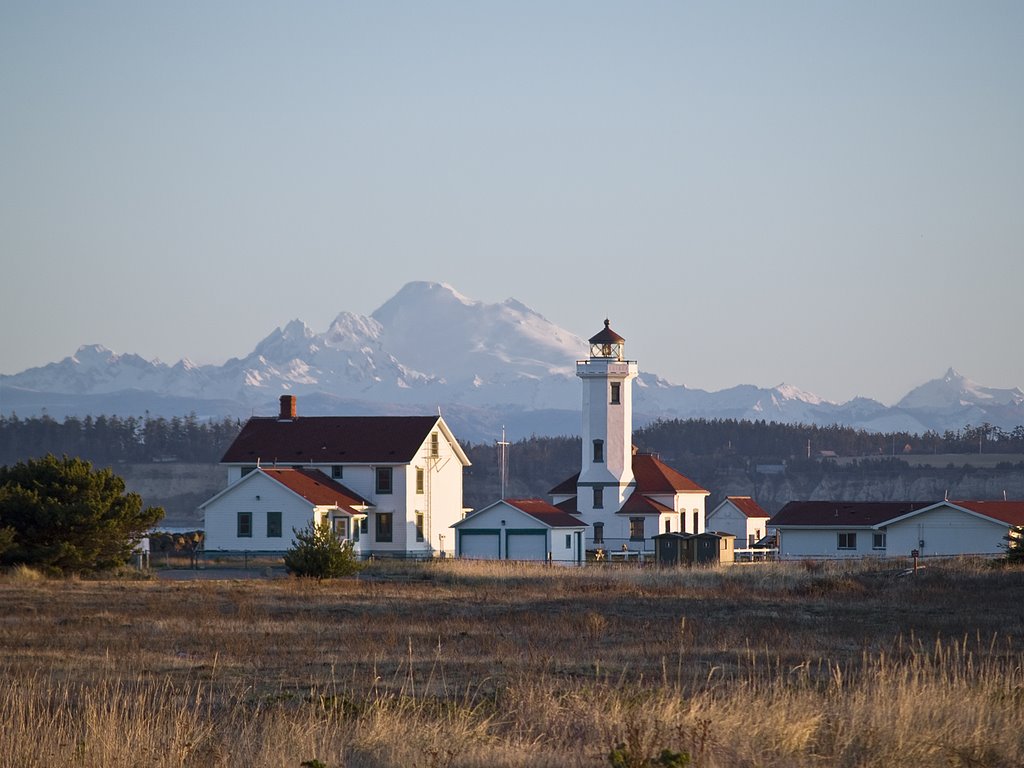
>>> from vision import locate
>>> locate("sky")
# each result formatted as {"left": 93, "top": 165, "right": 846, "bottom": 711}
{"left": 1, "top": 2, "right": 1022, "bottom": 406}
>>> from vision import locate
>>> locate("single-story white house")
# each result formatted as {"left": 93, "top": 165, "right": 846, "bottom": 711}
{"left": 771, "top": 499, "right": 1024, "bottom": 560}
{"left": 706, "top": 496, "right": 772, "bottom": 548}
{"left": 452, "top": 498, "right": 587, "bottom": 563}
{"left": 201, "top": 467, "right": 372, "bottom": 553}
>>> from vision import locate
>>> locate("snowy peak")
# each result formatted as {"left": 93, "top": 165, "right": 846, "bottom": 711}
{"left": 898, "top": 368, "right": 1024, "bottom": 410}
{"left": 2, "top": 283, "right": 1021, "bottom": 437}
{"left": 370, "top": 281, "right": 584, "bottom": 380}
{"left": 772, "top": 383, "right": 831, "bottom": 406}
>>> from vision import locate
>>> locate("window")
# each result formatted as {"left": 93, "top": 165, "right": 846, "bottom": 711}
{"left": 679, "top": 512, "right": 686, "bottom": 533}
{"left": 610, "top": 383, "right": 621, "bottom": 405}
{"left": 873, "top": 531, "right": 887, "bottom": 550}
{"left": 838, "top": 532, "right": 857, "bottom": 550}
{"left": 415, "top": 511, "right": 425, "bottom": 542}
{"left": 629, "top": 517, "right": 645, "bottom": 541}
{"left": 593, "top": 486, "right": 604, "bottom": 509}
{"left": 360, "top": 517, "right": 368, "bottom": 535}
{"left": 749, "top": 533, "right": 756, "bottom": 547}
{"left": 416, "top": 467, "right": 424, "bottom": 494}
{"left": 593, "top": 440, "right": 604, "bottom": 463}
{"left": 331, "top": 465, "right": 343, "bottom": 479}
{"left": 693, "top": 510, "right": 699, "bottom": 534}
{"left": 664, "top": 518, "right": 671, "bottom": 533}
{"left": 352, "top": 518, "right": 360, "bottom": 542}
{"left": 334, "top": 517, "right": 349, "bottom": 540}
{"left": 565, "top": 534, "right": 572, "bottom": 549}
{"left": 376, "top": 467, "right": 393, "bottom": 494}
{"left": 266, "top": 511, "right": 282, "bottom": 538}
{"left": 430, "top": 432, "right": 439, "bottom": 457}
{"left": 237, "top": 512, "right": 252, "bottom": 538}
{"left": 376, "top": 512, "right": 393, "bottom": 542}
{"left": 593, "top": 522, "right": 604, "bottom": 544}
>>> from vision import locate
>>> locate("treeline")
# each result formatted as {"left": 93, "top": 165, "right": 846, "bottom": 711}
{"left": 633, "top": 419, "right": 1024, "bottom": 464}
{"left": 0, "top": 413, "right": 242, "bottom": 466}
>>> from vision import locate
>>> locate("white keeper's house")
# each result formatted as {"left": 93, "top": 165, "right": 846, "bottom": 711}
{"left": 202, "top": 395, "right": 471, "bottom": 558}
{"left": 548, "top": 320, "right": 710, "bottom": 554}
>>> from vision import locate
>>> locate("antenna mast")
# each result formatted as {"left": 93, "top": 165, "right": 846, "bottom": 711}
{"left": 496, "top": 427, "right": 510, "bottom": 500}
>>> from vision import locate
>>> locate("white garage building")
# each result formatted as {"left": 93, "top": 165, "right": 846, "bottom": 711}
{"left": 453, "top": 498, "right": 587, "bottom": 563}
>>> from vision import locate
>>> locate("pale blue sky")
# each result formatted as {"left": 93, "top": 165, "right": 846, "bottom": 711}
{"left": 2, "top": 2, "right": 1021, "bottom": 405}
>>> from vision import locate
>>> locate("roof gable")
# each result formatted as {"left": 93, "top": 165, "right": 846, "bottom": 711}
{"left": 632, "top": 454, "right": 708, "bottom": 494}
{"left": 506, "top": 498, "right": 587, "bottom": 527}
{"left": 618, "top": 491, "right": 673, "bottom": 515}
{"left": 884, "top": 500, "right": 1024, "bottom": 528}
{"left": 261, "top": 468, "right": 371, "bottom": 510}
{"left": 548, "top": 455, "right": 707, "bottom": 498}
{"left": 455, "top": 498, "right": 585, "bottom": 529}
{"left": 771, "top": 501, "right": 934, "bottom": 528}
{"left": 718, "top": 496, "right": 770, "bottom": 519}
{"left": 221, "top": 415, "right": 469, "bottom": 466}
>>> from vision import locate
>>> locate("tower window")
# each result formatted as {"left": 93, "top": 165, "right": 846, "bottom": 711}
{"left": 593, "top": 486, "right": 604, "bottom": 509}
{"left": 610, "top": 383, "right": 621, "bottom": 405}
{"left": 593, "top": 440, "right": 604, "bottom": 463}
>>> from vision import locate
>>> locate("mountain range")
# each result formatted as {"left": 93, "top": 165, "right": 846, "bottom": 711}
{"left": 2, "top": 281, "right": 1022, "bottom": 442}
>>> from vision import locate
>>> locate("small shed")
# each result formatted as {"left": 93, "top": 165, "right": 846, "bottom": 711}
{"left": 653, "top": 531, "right": 735, "bottom": 566}
{"left": 653, "top": 532, "right": 689, "bottom": 566}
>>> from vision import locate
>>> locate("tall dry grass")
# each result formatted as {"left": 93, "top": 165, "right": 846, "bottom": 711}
{"left": 1, "top": 558, "right": 1022, "bottom": 767}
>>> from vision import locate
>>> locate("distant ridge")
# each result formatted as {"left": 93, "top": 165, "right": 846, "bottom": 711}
{"left": 2, "top": 281, "right": 1022, "bottom": 441}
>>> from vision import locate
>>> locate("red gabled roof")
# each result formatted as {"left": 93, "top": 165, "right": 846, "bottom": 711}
{"left": 632, "top": 454, "right": 708, "bottom": 494}
{"left": 726, "top": 496, "right": 770, "bottom": 519}
{"left": 548, "top": 455, "right": 707, "bottom": 498}
{"left": 221, "top": 415, "right": 445, "bottom": 464}
{"left": 505, "top": 498, "right": 586, "bottom": 528}
{"left": 261, "top": 468, "right": 371, "bottom": 510}
{"left": 770, "top": 501, "right": 933, "bottom": 527}
{"left": 617, "top": 491, "right": 673, "bottom": 515}
{"left": 950, "top": 501, "right": 1024, "bottom": 526}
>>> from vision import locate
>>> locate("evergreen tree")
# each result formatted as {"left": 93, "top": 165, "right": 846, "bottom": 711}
{"left": 0, "top": 454, "right": 164, "bottom": 574}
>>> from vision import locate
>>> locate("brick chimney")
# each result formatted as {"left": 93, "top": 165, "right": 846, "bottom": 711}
{"left": 279, "top": 395, "right": 297, "bottom": 420}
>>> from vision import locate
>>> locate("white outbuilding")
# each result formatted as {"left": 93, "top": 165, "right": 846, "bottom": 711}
{"left": 706, "top": 496, "right": 772, "bottom": 548}
{"left": 453, "top": 498, "right": 586, "bottom": 563}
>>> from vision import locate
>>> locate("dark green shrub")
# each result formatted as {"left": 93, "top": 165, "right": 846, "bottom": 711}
{"left": 284, "top": 521, "right": 362, "bottom": 580}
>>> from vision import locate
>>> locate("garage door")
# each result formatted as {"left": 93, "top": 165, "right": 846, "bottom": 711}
{"left": 459, "top": 532, "right": 500, "bottom": 559}
{"left": 506, "top": 533, "right": 547, "bottom": 561}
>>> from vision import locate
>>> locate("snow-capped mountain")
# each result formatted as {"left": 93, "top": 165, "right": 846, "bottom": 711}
{"left": 899, "top": 367, "right": 1024, "bottom": 410}
{"left": 2, "top": 282, "right": 1021, "bottom": 441}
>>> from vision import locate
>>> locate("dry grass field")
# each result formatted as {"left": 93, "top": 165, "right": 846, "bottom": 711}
{"left": 2, "top": 558, "right": 1024, "bottom": 767}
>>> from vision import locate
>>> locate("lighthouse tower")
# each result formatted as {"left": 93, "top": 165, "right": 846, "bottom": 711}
{"left": 576, "top": 320, "right": 638, "bottom": 524}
